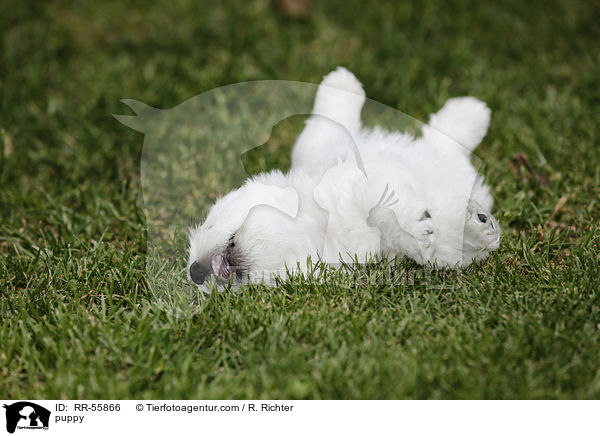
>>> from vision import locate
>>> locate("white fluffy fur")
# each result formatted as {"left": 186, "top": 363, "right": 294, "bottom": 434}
{"left": 188, "top": 67, "right": 501, "bottom": 291}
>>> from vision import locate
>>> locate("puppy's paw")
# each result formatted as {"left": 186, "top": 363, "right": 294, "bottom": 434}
{"left": 404, "top": 208, "right": 436, "bottom": 263}
{"left": 429, "top": 96, "right": 491, "bottom": 151}
{"left": 320, "top": 66, "right": 365, "bottom": 97}
{"left": 314, "top": 67, "right": 365, "bottom": 126}
{"left": 416, "top": 209, "right": 435, "bottom": 249}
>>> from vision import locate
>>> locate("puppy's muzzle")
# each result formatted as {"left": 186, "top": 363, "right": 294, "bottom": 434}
{"left": 189, "top": 261, "right": 211, "bottom": 285}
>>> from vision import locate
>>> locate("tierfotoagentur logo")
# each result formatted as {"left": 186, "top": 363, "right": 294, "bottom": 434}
{"left": 2, "top": 402, "right": 50, "bottom": 434}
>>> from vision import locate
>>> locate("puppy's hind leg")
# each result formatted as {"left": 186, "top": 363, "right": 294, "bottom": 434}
{"left": 291, "top": 67, "right": 366, "bottom": 176}
{"left": 422, "top": 97, "right": 491, "bottom": 154}
{"left": 312, "top": 66, "right": 366, "bottom": 132}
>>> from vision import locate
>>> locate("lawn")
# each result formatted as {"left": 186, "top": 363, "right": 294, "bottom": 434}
{"left": 1, "top": 0, "right": 599, "bottom": 399}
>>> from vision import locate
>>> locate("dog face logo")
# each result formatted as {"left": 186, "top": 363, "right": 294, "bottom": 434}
{"left": 3, "top": 402, "right": 50, "bottom": 434}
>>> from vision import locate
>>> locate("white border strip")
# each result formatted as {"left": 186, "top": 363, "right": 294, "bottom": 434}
{"left": 1, "top": 400, "right": 597, "bottom": 435}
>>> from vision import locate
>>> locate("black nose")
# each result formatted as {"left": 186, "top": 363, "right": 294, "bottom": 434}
{"left": 189, "top": 261, "right": 210, "bottom": 285}
{"left": 477, "top": 213, "right": 487, "bottom": 223}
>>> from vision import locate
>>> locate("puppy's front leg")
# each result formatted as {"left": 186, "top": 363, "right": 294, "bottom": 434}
{"left": 367, "top": 186, "right": 435, "bottom": 264}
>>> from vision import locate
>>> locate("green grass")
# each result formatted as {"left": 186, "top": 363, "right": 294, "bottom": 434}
{"left": 1, "top": 0, "right": 599, "bottom": 399}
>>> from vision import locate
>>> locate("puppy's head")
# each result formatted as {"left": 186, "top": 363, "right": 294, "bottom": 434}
{"left": 461, "top": 199, "right": 501, "bottom": 264}
{"left": 187, "top": 170, "right": 302, "bottom": 293}
{"left": 429, "top": 174, "right": 501, "bottom": 268}
{"left": 430, "top": 198, "right": 500, "bottom": 268}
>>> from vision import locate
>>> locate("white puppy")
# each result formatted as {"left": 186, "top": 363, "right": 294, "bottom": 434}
{"left": 188, "top": 67, "right": 500, "bottom": 291}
